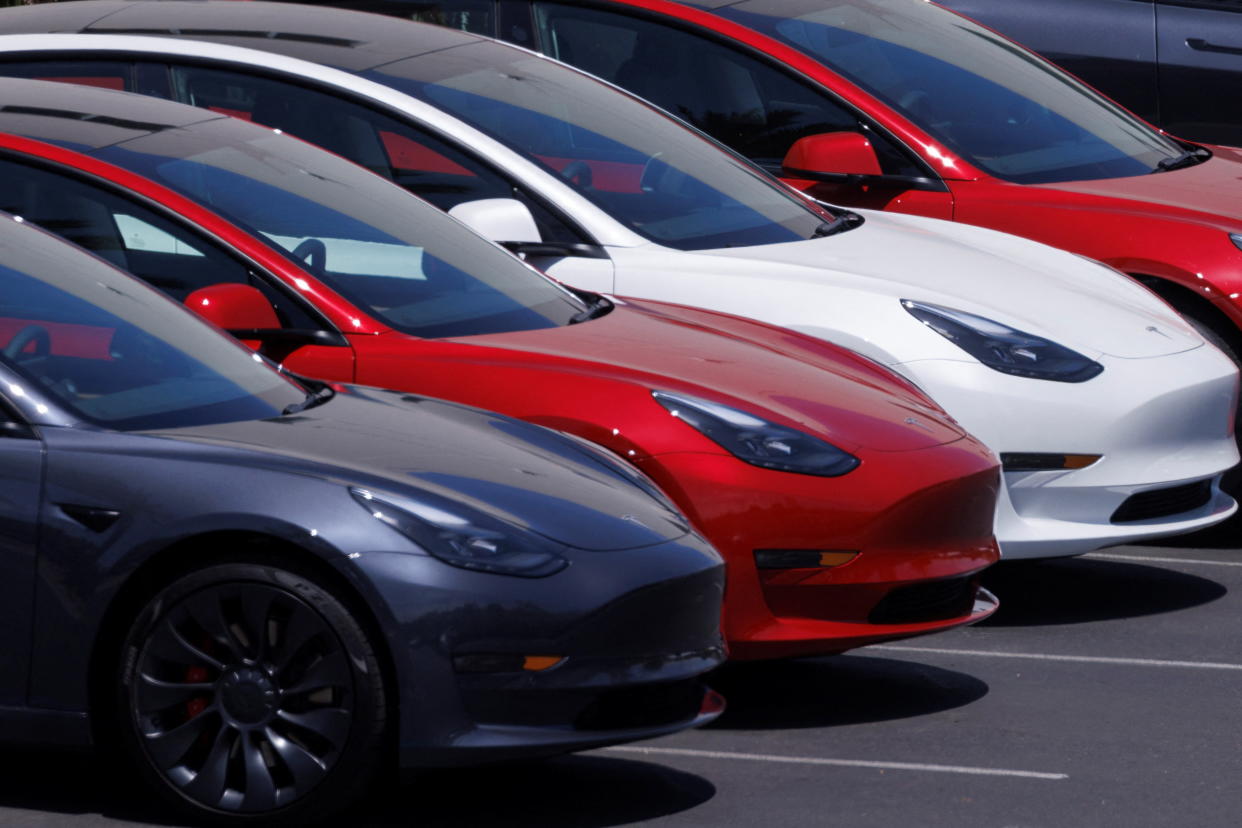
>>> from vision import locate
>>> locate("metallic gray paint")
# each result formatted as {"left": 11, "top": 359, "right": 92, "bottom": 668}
{"left": 0, "top": 217, "right": 726, "bottom": 763}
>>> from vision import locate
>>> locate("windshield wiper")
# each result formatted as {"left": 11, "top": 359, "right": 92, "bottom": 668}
{"left": 811, "top": 210, "right": 865, "bottom": 238}
{"left": 1152, "top": 146, "right": 1211, "bottom": 173}
{"left": 282, "top": 383, "right": 335, "bottom": 415}
{"left": 569, "top": 295, "right": 612, "bottom": 324}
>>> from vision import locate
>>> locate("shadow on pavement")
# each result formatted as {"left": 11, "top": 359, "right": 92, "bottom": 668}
{"left": 702, "top": 654, "right": 987, "bottom": 730}
{"left": 1147, "top": 508, "right": 1242, "bottom": 550}
{"left": 0, "top": 748, "right": 181, "bottom": 826}
{"left": 979, "top": 556, "right": 1227, "bottom": 627}
{"left": 0, "top": 749, "right": 715, "bottom": 828}
{"left": 370, "top": 756, "right": 715, "bottom": 827}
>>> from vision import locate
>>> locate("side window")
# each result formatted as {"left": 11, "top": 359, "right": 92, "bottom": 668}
{"left": 166, "top": 63, "right": 589, "bottom": 244}
{"left": 313, "top": 0, "right": 497, "bottom": 35}
{"left": 531, "top": 2, "right": 921, "bottom": 175}
{"left": 0, "top": 59, "right": 170, "bottom": 98}
{"left": 0, "top": 156, "right": 320, "bottom": 330}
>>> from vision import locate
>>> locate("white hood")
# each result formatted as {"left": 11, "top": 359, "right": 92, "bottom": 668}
{"left": 699, "top": 209, "right": 1201, "bottom": 360}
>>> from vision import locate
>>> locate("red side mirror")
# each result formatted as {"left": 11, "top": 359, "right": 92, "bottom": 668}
{"left": 782, "top": 131, "right": 883, "bottom": 177}
{"left": 185, "top": 284, "right": 279, "bottom": 351}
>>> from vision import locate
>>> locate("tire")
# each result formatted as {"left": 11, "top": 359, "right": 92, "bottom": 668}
{"left": 1174, "top": 306, "right": 1242, "bottom": 498}
{"left": 1181, "top": 310, "right": 1242, "bottom": 368}
{"left": 113, "top": 562, "right": 389, "bottom": 826}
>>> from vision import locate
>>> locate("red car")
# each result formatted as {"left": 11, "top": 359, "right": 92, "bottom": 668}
{"left": 353, "top": 0, "right": 1242, "bottom": 359}
{"left": 0, "top": 78, "right": 1000, "bottom": 659}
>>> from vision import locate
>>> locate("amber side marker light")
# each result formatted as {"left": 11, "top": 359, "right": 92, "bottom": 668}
{"left": 754, "top": 549, "right": 859, "bottom": 569}
{"left": 1000, "top": 453, "right": 1101, "bottom": 472}
{"left": 453, "top": 654, "right": 566, "bottom": 673}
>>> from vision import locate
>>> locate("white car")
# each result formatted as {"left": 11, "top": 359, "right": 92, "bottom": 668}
{"left": 0, "top": 4, "right": 1234, "bottom": 558}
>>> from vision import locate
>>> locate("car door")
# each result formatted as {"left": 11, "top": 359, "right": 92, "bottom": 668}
{"left": 1156, "top": 0, "right": 1242, "bottom": 146}
{"left": 513, "top": 0, "right": 954, "bottom": 219}
{"left": 0, "top": 150, "right": 357, "bottom": 379}
{"left": 0, "top": 386, "right": 43, "bottom": 706}
{"left": 939, "top": 0, "right": 1160, "bottom": 126}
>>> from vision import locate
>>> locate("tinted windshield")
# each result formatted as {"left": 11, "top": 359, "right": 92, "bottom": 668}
{"left": 0, "top": 216, "right": 306, "bottom": 430}
{"left": 364, "top": 41, "right": 834, "bottom": 250}
{"left": 94, "top": 118, "right": 586, "bottom": 338}
{"left": 719, "top": 0, "right": 1184, "bottom": 184}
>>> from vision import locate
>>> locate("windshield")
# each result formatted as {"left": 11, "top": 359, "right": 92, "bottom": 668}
{"left": 0, "top": 216, "right": 306, "bottom": 430}
{"left": 93, "top": 118, "right": 587, "bottom": 338}
{"left": 363, "top": 41, "right": 835, "bottom": 250}
{"left": 718, "top": 0, "right": 1184, "bottom": 184}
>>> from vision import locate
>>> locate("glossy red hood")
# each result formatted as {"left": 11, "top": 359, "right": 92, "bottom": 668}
{"left": 456, "top": 297, "right": 971, "bottom": 454}
{"left": 1045, "top": 147, "right": 1242, "bottom": 230}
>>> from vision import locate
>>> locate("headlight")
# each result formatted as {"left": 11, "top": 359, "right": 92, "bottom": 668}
{"left": 902, "top": 300, "right": 1103, "bottom": 382}
{"left": 1231, "top": 233, "right": 1242, "bottom": 252}
{"left": 350, "top": 488, "right": 567, "bottom": 577}
{"left": 652, "top": 390, "right": 859, "bottom": 477}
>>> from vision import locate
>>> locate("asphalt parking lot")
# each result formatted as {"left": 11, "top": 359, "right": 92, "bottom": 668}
{"left": 3, "top": 528, "right": 1240, "bottom": 828}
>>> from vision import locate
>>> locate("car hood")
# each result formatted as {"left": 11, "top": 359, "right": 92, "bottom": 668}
{"left": 1043, "top": 147, "right": 1242, "bottom": 230}
{"left": 459, "top": 298, "right": 970, "bottom": 453}
{"left": 701, "top": 209, "right": 1201, "bottom": 360}
{"left": 142, "top": 386, "right": 692, "bottom": 551}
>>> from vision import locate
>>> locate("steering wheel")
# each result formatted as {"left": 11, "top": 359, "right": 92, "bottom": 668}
{"left": 3, "top": 325, "right": 51, "bottom": 361}
{"left": 558, "top": 160, "right": 594, "bottom": 190}
{"left": 291, "top": 237, "right": 328, "bottom": 276}
{"left": 898, "top": 88, "right": 934, "bottom": 121}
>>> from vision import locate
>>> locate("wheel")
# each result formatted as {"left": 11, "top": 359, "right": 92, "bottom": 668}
{"left": 114, "top": 562, "right": 388, "bottom": 826}
{"left": 1182, "top": 310, "right": 1241, "bottom": 368}
{"left": 1173, "top": 306, "right": 1242, "bottom": 497}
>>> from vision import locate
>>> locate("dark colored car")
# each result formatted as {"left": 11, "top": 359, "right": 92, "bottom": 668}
{"left": 0, "top": 212, "right": 725, "bottom": 823}
{"left": 937, "top": 0, "right": 1242, "bottom": 148}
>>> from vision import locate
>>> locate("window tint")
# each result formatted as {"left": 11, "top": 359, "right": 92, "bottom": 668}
{"left": 367, "top": 42, "right": 838, "bottom": 251}
{"left": 167, "top": 63, "right": 586, "bottom": 243}
{"left": 0, "top": 59, "right": 170, "bottom": 99}
{"left": 719, "top": 0, "right": 1183, "bottom": 183}
{"left": 0, "top": 157, "right": 320, "bottom": 331}
{"left": 532, "top": 2, "right": 921, "bottom": 175}
{"left": 0, "top": 223, "right": 306, "bottom": 430}
{"left": 94, "top": 120, "right": 588, "bottom": 338}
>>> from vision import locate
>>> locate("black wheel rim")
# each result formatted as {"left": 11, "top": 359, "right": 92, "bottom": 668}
{"left": 131, "top": 581, "right": 355, "bottom": 814}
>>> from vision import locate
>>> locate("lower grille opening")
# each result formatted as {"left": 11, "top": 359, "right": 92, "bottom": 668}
{"left": 1111, "top": 480, "right": 1213, "bottom": 523}
{"left": 868, "top": 576, "right": 976, "bottom": 625}
{"left": 461, "top": 676, "right": 709, "bottom": 732}
{"left": 574, "top": 680, "right": 705, "bottom": 731}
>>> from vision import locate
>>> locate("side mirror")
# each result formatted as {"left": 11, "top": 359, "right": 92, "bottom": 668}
{"left": 186, "top": 283, "right": 280, "bottom": 331}
{"left": 782, "top": 131, "right": 883, "bottom": 177}
{"left": 185, "top": 283, "right": 348, "bottom": 354}
{"left": 186, "top": 283, "right": 279, "bottom": 352}
{"left": 448, "top": 198, "right": 541, "bottom": 244}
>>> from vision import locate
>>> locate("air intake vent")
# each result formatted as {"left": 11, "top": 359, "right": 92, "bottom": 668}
{"left": 1111, "top": 480, "right": 1213, "bottom": 523}
{"left": 869, "top": 576, "right": 975, "bottom": 625}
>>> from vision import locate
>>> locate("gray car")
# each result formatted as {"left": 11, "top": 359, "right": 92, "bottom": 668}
{"left": 0, "top": 214, "right": 725, "bottom": 824}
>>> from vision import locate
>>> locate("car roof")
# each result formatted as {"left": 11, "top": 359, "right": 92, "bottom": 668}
{"left": 0, "top": 0, "right": 482, "bottom": 71}
{"left": 0, "top": 75, "right": 230, "bottom": 150}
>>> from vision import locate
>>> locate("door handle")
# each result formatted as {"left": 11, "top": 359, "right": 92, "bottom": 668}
{"left": 1187, "top": 37, "right": 1242, "bottom": 57}
{"left": 57, "top": 503, "right": 121, "bottom": 533}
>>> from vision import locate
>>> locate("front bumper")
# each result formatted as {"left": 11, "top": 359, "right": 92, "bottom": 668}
{"left": 637, "top": 435, "right": 1001, "bottom": 660}
{"left": 898, "top": 344, "right": 1240, "bottom": 559}
{"left": 350, "top": 531, "right": 726, "bottom": 767}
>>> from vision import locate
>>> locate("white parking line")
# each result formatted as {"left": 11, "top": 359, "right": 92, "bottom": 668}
{"left": 872, "top": 645, "right": 1242, "bottom": 671}
{"left": 603, "top": 745, "right": 1068, "bottom": 780}
{"left": 1085, "top": 552, "right": 1242, "bottom": 567}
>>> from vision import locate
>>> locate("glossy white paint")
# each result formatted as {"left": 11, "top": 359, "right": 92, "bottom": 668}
{"left": 1, "top": 32, "right": 1235, "bottom": 557}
